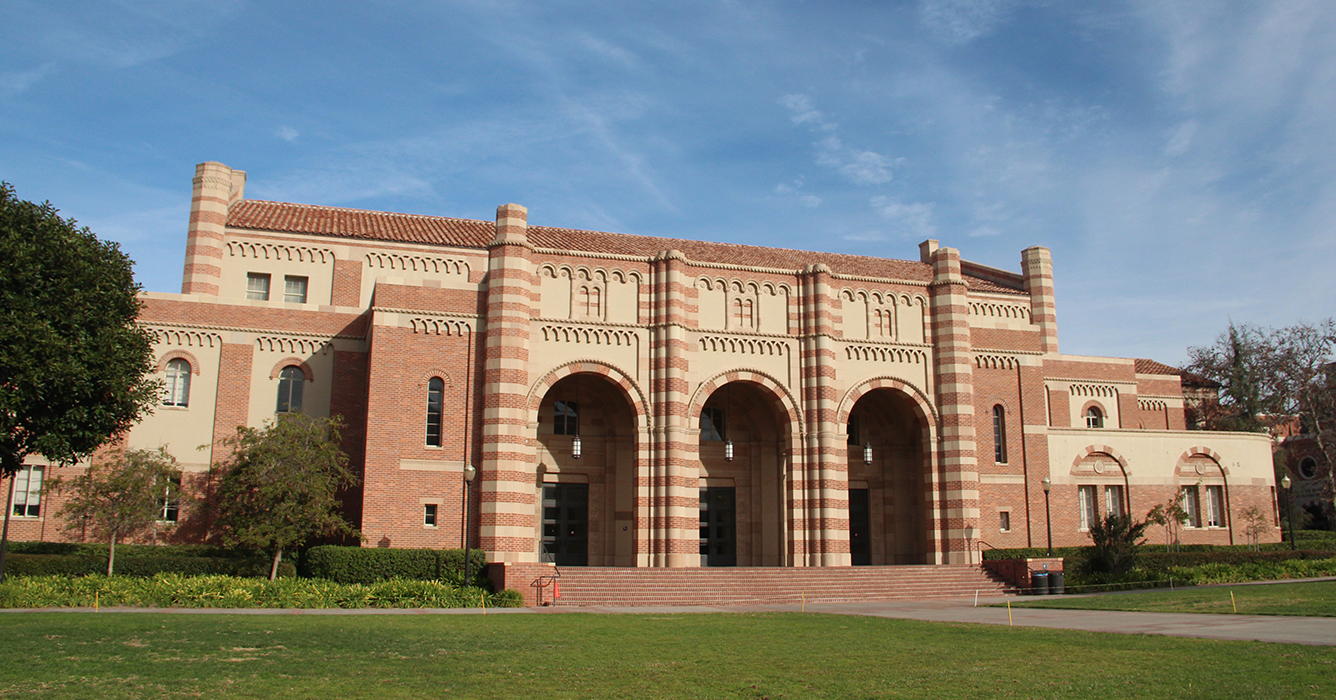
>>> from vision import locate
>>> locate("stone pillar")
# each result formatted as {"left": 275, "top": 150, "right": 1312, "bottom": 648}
{"left": 479, "top": 204, "right": 538, "bottom": 563}
{"left": 650, "top": 250, "right": 695, "bottom": 567}
{"left": 182, "top": 161, "right": 244, "bottom": 296}
{"left": 803, "top": 264, "right": 847, "bottom": 566}
{"left": 1022, "top": 246, "right": 1058, "bottom": 354}
{"left": 929, "top": 247, "right": 980, "bottom": 565}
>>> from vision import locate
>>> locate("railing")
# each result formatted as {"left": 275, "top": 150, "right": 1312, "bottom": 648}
{"left": 532, "top": 543, "right": 562, "bottom": 606}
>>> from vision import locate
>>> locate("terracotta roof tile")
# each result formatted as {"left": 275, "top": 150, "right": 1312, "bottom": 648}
{"left": 1134, "top": 358, "right": 1184, "bottom": 376}
{"left": 228, "top": 199, "right": 1025, "bottom": 294}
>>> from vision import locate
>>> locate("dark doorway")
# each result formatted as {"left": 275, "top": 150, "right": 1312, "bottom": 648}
{"left": 699, "top": 487, "right": 736, "bottom": 567}
{"left": 542, "top": 483, "right": 588, "bottom": 566}
{"left": 850, "top": 488, "right": 870, "bottom": 565}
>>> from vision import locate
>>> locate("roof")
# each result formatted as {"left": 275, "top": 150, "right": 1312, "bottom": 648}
{"left": 227, "top": 199, "right": 1026, "bottom": 294}
{"left": 1134, "top": 359, "right": 1183, "bottom": 376}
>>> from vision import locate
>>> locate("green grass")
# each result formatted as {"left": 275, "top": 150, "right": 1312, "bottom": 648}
{"left": 1011, "top": 580, "right": 1336, "bottom": 617}
{"left": 1, "top": 612, "right": 1333, "bottom": 699}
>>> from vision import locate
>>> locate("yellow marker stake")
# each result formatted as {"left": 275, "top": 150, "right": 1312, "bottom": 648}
{"left": 1231, "top": 591, "right": 1237, "bottom": 614}
{"left": 481, "top": 592, "right": 487, "bottom": 615}
{"left": 1007, "top": 600, "right": 1012, "bottom": 626}
{"left": 94, "top": 591, "right": 99, "bottom": 613}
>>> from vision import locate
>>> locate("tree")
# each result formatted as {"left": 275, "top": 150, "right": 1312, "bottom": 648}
{"left": 54, "top": 448, "right": 182, "bottom": 575}
{"left": 0, "top": 183, "right": 159, "bottom": 581}
{"left": 1185, "top": 323, "right": 1278, "bottom": 432}
{"left": 214, "top": 414, "right": 360, "bottom": 579}
{"left": 1145, "top": 490, "right": 1191, "bottom": 552}
{"left": 1085, "top": 512, "right": 1151, "bottom": 574}
{"left": 1238, "top": 505, "right": 1269, "bottom": 552}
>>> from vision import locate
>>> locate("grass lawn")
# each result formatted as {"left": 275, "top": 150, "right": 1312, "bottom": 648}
{"left": 2, "top": 612, "right": 1333, "bottom": 699}
{"left": 1011, "top": 580, "right": 1336, "bottom": 617}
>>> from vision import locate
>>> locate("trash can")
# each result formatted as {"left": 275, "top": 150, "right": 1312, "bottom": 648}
{"left": 1049, "top": 571, "right": 1065, "bottom": 595}
{"left": 1030, "top": 571, "right": 1050, "bottom": 596}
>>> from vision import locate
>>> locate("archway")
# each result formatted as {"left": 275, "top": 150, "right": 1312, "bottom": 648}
{"left": 697, "top": 380, "right": 793, "bottom": 566}
{"left": 845, "top": 388, "right": 930, "bottom": 564}
{"left": 535, "top": 371, "right": 640, "bottom": 566}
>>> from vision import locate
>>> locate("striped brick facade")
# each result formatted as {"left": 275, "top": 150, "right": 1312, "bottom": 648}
{"left": 9, "top": 161, "right": 1282, "bottom": 574}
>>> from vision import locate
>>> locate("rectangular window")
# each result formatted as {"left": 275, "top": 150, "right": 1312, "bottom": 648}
{"left": 1205, "top": 485, "right": 1225, "bottom": 528}
{"left": 999, "top": 511, "right": 1011, "bottom": 533}
{"left": 992, "top": 406, "right": 1007, "bottom": 464}
{"left": 246, "top": 272, "right": 270, "bottom": 300}
{"left": 12, "top": 464, "right": 44, "bottom": 517}
{"left": 424, "top": 504, "right": 438, "bottom": 527}
{"left": 159, "top": 474, "right": 181, "bottom": 522}
{"left": 283, "top": 275, "right": 308, "bottom": 304}
{"left": 553, "top": 401, "right": 579, "bottom": 436}
{"left": 1078, "top": 485, "right": 1098, "bottom": 530}
{"left": 700, "top": 407, "right": 725, "bottom": 441}
{"left": 1182, "top": 486, "right": 1201, "bottom": 528}
{"left": 1105, "top": 485, "right": 1125, "bottom": 517}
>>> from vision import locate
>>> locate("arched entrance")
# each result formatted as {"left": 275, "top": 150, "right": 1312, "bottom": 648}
{"left": 535, "top": 371, "right": 640, "bottom": 566}
{"left": 845, "top": 388, "right": 930, "bottom": 564}
{"left": 697, "top": 380, "right": 792, "bottom": 566}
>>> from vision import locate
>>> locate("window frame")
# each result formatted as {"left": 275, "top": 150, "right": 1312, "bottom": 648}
{"left": 424, "top": 504, "right": 438, "bottom": 527}
{"left": 553, "top": 400, "right": 579, "bottom": 436}
{"left": 1105, "top": 485, "right": 1125, "bottom": 517}
{"left": 12, "top": 464, "right": 44, "bottom": 518}
{"left": 700, "top": 406, "right": 725, "bottom": 442}
{"left": 158, "top": 473, "right": 182, "bottom": 523}
{"left": 1182, "top": 486, "right": 1202, "bottom": 528}
{"left": 1205, "top": 485, "right": 1225, "bottom": 528}
{"left": 1085, "top": 406, "right": 1104, "bottom": 429}
{"left": 246, "top": 272, "right": 271, "bottom": 301}
{"left": 1078, "top": 485, "right": 1098, "bottom": 530}
{"left": 999, "top": 510, "right": 1011, "bottom": 533}
{"left": 992, "top": 405, "right": 1007, "bottom": 464}
{"left": 283, "top": 275, "right": 309, "bottom": 304}
{"left": 163, "top": 358, "right": 192, "bottom": 407}
{"left": 276, "top": 365, "right": 305, "bottom": 413}
{"left": 426, "top": 377, "right": 445, "bottom": 447}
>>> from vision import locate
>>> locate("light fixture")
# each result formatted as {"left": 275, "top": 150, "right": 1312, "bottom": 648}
{"left": 724, "top": 437, "right": 734, "bottom": 461}
{"left": 1282, "top": 475, "right": 1291, "bottom": 490}
{"left": 1041, "top": 476, "right": 1052, "bottom": 493}
{"left": 723, "top": 379, "right": 734, "bottom": 461}
{"left": 863, "top": 442, "right": 873, "bottom": 465}
{"left": 463, "top": 463, "right": 477, "bottom": 483}
{"left": 572, "top": 372, "right": 582, "bottom": 459}
{"left": 571, "top": 434, "right": 582, "bottom": 460}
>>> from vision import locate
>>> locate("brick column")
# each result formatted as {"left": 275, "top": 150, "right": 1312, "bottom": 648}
{"left": 182, "top": 161, "right": 244, "bottom": 296}
{"left": 1022, "top": 246, "right": 1058, "bottom": 354}
{"left": 649, "top": 250, "right": 695, "bottom": 567}
{"left": 804, "top": 264, "right": 847, "bottom": 566}
{"left": 929, "top": 247, "right": 980, "bottom": 565}
{"left": 479, "top": 204, "right": 539, "bottom": 563}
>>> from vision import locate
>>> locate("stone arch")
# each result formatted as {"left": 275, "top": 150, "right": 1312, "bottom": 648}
{"left": 417, "top": 368, "right": 453, "bottom": 389}
{"left": 527, "top": 360, "right": 649, "bottom": 430}
{"left": 269, "top": 357, "right": 314, "bottom": 381}
{"left": 156, "top": 349, "right": 201, "bottom": 375}
{"left": 1176, "top": 447, "right": 1227, "bottom": 476}
{"left": 686, "top": 368, "right": 803, "bottom": 431}
{"left": 836, "top": 376, "right": 938, "bottom": 430}
{"left": 1069, "top": 444, "right": 1129, "bottom": 472}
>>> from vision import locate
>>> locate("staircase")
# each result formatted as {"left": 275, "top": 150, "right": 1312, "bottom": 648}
{"left": 544, "top": 565, "right": 1016, "bottom": 607}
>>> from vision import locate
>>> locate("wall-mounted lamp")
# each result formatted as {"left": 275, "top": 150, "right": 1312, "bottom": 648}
{"left": 863, "top": 442, "right": 873, "bottom": 465}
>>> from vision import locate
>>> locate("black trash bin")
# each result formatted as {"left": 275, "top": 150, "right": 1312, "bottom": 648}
{"left": 1030, "top": 571, "right": 1050, "bottom": 596}
{"left": 1049, "top": 571, "right": 1065, "bottom": 595}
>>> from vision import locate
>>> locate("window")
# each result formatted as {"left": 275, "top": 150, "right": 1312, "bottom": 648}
{"left": 246, "top": 273, "right": 271, "bottom": 300}
{"left": 163, "top": 358, "right": 191, "bottom": 407}
{"left": 553, "top": 400, "right": 579, "bottom": 436}
{"left": 992, "top": 405, "right": 1007, "bottom": 463}
{"left": 12, "top": 465, "right": 44, "bottom": 517}
{"left": 1205, "top": 485, "right": 1225, "bottom": 528}
{"left": 700, "top": 406, "right": 725, "bottom": 441}
{"left": 847, "top": 416, "right": 860, "bottom": 446}
{"left": 283, "top": 275, "right": 308, "bottom": 304}
{"left": 1085, "top": 406, "right": 1104, "bottom": 429}
{"left": 1105, "top": 485, "right": 1125, "bottom": 517}
{"left": 276, "top": 366, "right": 304, "bottom": 413}
{"left": 159, "top": 474, "right": 181, "bottom": 522}
{"left": 1182, "top": 486, "right": 1201, "bottom": 528}
{"left": 424, "top": 504, "right": 438, "bottom": 527}
{"left": 426, "top": 377, "right": 445, "bottom": 447}
{"left": 999, "top": 511, "right": 1011, "bottom": 532}
{"left": 1078, "top": 485, "right": 1098, "bottom": 530}
{"left": 1299, "top": 457, "right": 1319, "bottom": 480}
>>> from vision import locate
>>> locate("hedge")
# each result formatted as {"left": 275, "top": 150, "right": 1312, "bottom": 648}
{"left": 983, "top": 537, "right": 1336, "bottom": 562}
{"left": 3, "top": 541, "right": 238, "bottom": 558}
{"left": 302, "top": 546, "right": 490, "bottom": 587}
{"left": 0, "top": 573, "right": 523, "bottom": 609}
{"left": 1, "top": 553, "right": 296, "bottom": 578}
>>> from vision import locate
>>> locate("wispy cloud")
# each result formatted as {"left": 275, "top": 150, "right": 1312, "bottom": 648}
{"left": 275, "top": 126, "right": 300, "bottom": 142}
{"left": 0, "top": 63, "right": 56, "bottom": 93}
{"left": 871, "top": 196, "right": 936, "bottom": 239}
{"left": 919, "top": 0, "right": 1011, "bottom": 44}
{"left": 780, "top": 94, "right": 896, "bottom": 186}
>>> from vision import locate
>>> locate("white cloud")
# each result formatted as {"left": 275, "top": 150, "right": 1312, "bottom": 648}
{"left": 0, "top": 63, "right": 55, "bottom": 93}
{"left": 275, "top": 126, "right": 299, "bottom": 142}
{"left": 843, "top": 231, "right": 887, "bottom": 242}
{"left": 781, "top": 94, "right": 896, "bottom": 186}
{"left": 839, "top": 151, "right": 894, "bottom": 186}
{"left": 919, "top": 0, "right": 1010, "bottom": 44}
{"left": 871, "top": 196, "right": 937, "bottom": 238}
{"left": 800, "top": 194, "right": 822, "bottom": 208}
{"left": 1163, "top": 120, "right": 1196, "bottom": 156}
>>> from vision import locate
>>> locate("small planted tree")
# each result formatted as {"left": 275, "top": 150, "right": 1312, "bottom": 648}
{"left": 214, "top": 414, "right": 360, "bottom": 580}
{"left": 1085, "top": 512, "right": 1151, "bottom": 574}
{"left": 1146, "top": 489, "right": 1191, "bottom": 552}
{"left": 55, "top": 448, "right": 181, "bottom": 575}
{"left": 1238, "top": 505, "right": 1269, "bottom": 552}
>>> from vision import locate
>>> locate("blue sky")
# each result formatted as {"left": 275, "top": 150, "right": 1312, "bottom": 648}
{"left": 2, "top": 0, "right": 1333, "bottom": 364}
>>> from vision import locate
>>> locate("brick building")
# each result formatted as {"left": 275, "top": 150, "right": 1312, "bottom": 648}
{"left": 9, "top": 161, "right": 1282, "bottom": 571}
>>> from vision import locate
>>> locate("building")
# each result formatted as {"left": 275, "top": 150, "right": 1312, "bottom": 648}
{"left": 8, "top": 161, "right": 1282, "bottom": 577}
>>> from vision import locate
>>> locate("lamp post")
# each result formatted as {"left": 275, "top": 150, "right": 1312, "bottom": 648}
{"left": 1281, "top": 474, "right": 1296, "bottom": 551}
{"left": 463, "top": 463, "right": 477, "bottom": 586}
{"left": 1041, "top": 476, "right": 1053, "bottom": 556}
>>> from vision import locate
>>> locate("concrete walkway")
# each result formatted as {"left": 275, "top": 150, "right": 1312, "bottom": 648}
{"left": 6, "top": 579, "right": 1334, "bottom": 647}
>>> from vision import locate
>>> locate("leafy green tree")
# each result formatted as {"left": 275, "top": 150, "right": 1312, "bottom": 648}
{"left": 0, "top": 183, "right": 159, "bottom": 580}
{"left": 1146, "top": 490, "right": 1191, "bottom": 552}
{"left": 1084, "top": 512, "right": 1151, "bottom": 574}
{"left": 214, "top": 414, "right": 361, "bottom": 579}
{"left": 54, "top": 448, "right": 182, "bottom": 575}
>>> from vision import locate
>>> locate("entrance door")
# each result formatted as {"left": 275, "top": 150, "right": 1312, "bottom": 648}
{"left": 542, "top": 483, "right": 588, "bottom": 566}
{"left": 849, "top": 488, "right": 870, "bottom": 565}
{"left": 699, "top": 487, "right": 736, "bottom": 567}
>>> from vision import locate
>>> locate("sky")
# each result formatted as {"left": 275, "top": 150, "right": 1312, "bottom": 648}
{"left": 2, "top": 0, "right": 1333, "bottom": 365}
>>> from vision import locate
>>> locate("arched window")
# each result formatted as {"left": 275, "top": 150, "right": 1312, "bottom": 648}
{"left": 276, "top": 366, "right": 304, "bottom": 413}
{"left": 1085, "top": 406, "right": 1104, "bottom": 429}
{"left": 992, "top": 405, "right": 1007, "bottom": 463}
{"left": 589, "top": 287, "right": 601, "bottom": 317}
{"left": 426, "top": 377, "right": 445, "bottom": 447}
{"left": 163, "top": 358, "right": 191, "bottom": 407}
{"left": 578, "top": 286, "right": 591, "bottom": 316}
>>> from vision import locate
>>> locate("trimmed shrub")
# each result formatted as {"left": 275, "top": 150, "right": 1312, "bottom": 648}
{"left": 5, "top": 541, "right": 238, "bottom": 558}
{"left": 302, "top": 546, "right": 489, "bottom": 588}
{"left": 2, "top": 553, "right": 295, "bottom": 578}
